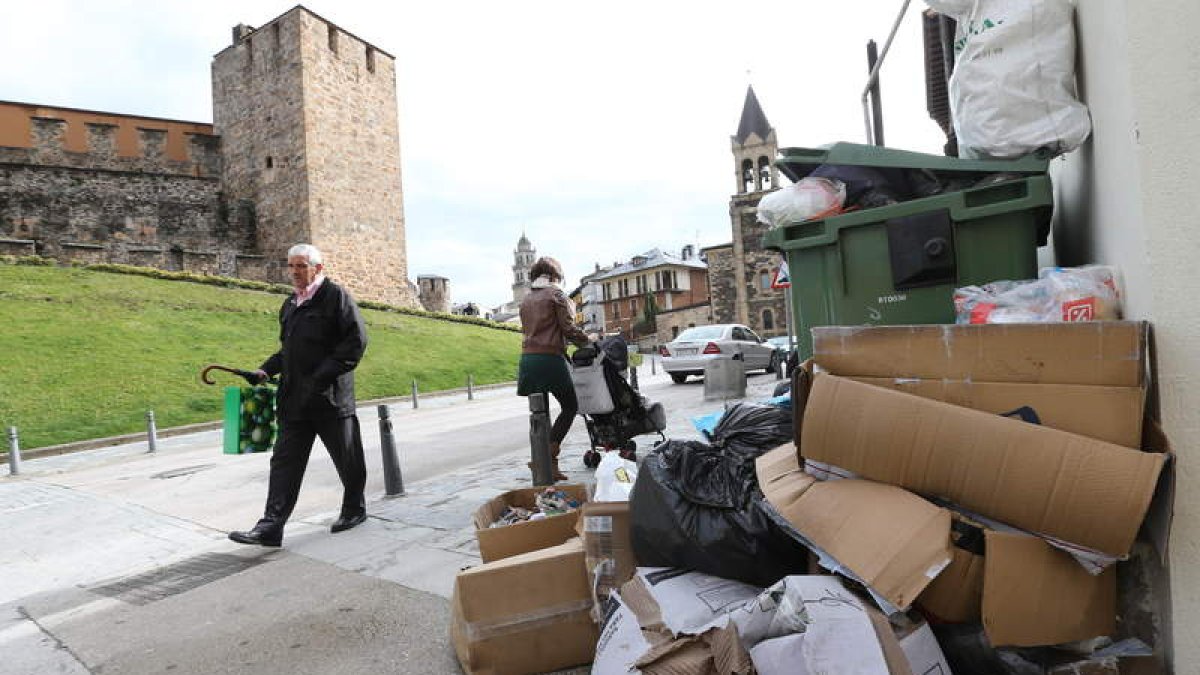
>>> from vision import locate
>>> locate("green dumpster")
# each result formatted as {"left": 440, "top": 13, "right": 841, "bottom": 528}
{"left": 222, "top": 385, "right": 277, "bottom": 454}
{"left": 762, "top": 142, "right": 1053, "bottom": 360}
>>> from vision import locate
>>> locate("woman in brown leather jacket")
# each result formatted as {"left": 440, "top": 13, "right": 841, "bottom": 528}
{"left": 518, "top": 256, "right": 592, "bottom": 481}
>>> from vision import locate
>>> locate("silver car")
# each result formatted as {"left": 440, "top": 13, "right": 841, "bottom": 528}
{"left": 658, "top": 324, "right": 778, "bottom": 384}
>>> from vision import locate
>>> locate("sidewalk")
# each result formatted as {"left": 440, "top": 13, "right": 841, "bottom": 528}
{"left": 0, "top": 366, "right": 786, "bottom": 674}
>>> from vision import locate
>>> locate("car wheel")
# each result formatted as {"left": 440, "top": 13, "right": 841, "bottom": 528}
{"left": 670, "top": 373, "right": 688, "bottom": 384}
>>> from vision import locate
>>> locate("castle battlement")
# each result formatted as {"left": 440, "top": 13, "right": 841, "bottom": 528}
{"left": 0, "top": 102, "right": 220, "bottom": 178}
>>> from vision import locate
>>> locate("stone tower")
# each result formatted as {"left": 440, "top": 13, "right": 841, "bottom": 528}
{"left": 512, "top": 233, "right": 536, "bottom": 303}
{"left": 417, "top": 274, "right": 450, "bottom": 313}
{"left": 726, "top": 85, "right": 786, "bottom": 332}
{"left": 211, "top": 6, "right": 418, "bottom": 306}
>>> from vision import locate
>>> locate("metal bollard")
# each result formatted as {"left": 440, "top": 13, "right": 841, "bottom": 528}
{"left": 7, "top": 426, "right": 19, "bottom": 476}
{"left": 467, "top": 373, "right": 474, "bottom": 401}
{"left": 411, "top": 379, "right": 419, "bottom": 409}
{"left": 776, "top": 355, "right": 785, "bottom": 380}
{"left": 377, "top": 405, "right": 405, "bottom": 497}
{"left": 629, "top": 365, "right": 639, "bottom": 391}
{"left": 146, "top": 410, "right": 158, "bottom": 453}
{"left": 651, "top": 354, "right": 656, "bottom": 375}
{"left": 528, "top": 393, "right": 553, "bottom": 486}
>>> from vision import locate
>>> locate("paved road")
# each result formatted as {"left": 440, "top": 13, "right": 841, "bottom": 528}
{"left": 0, "top": 361, "right": 786, "bottom": 674}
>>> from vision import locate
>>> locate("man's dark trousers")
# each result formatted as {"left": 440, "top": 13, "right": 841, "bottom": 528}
{"left": 255, "top": 415, "right": 367, "bottom": 534}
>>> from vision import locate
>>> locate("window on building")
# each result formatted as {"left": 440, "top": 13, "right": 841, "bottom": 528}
{"left": 758, "top": 156, "right": 772, "bottom": 190}
{"left": 741, "top": 158, "right": 755, "bottom": 193}
{"left": 613, "top": 303, "right": 620, "bottom": 319}
{"left": 763, "top": 309, "right": 775, "bottom": 330}
{"left": 631, "top": 298, "right": 638, "bottom": 316}
{"left": 760, "top": 271, "right": 771, "bottom": 289}
{"left": 366, "top": 46, "right": 376, "bottom": 73}
{"left": 672, "top": 326, "right": 680, "bottom": 338}
{"left": 328, "top": 25, "right": 338, "bottom": 54}
{"left": 603, "top": 283, "right": 611, "bottom": 301}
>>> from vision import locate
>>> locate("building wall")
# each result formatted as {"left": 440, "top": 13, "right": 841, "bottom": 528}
{"left": 599, "top": 265, "right": 707, "bottom": 336}
{"left": 298, "top": 10, "right": 414, "bottom": 306}
{"left": 418, "top": 276, "right": 449, "bottom": 313}
{"left": 654, "top": 303, "right": 713, "bottom": 346}
{"left": 1053, "top": 1, "right": 1200, "bottom": 670}
{"left": 0, "top": 110, "right": 257, "bottom": 275}
{"left": 0, "top": 101, "right": 213, "bottom": 162}
{"left": 704, "top": 244, "right": 737, "bottom": 324}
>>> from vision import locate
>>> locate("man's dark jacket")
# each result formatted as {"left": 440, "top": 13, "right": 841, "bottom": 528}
{"left": 260, "top": 279, "right": 368, "bottom": 421}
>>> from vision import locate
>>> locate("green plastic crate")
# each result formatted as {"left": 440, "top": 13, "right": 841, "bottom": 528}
{"left": 222, "top": 385, "right": 277, "bottom": 454}
{"left": 763, "top": 142, "right": 1053, "bottom": 360}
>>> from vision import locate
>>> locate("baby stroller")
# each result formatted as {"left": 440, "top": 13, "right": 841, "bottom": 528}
{"left": 570, "top": 335, "right": 667, "bottom": 468}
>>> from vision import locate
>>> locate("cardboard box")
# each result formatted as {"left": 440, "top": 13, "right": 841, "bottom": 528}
{"left": 450, "top": 538, "right": 598, "bottom": 675}
{"left": 801, "top": 375, "right": 1164, "bottom": 558}
{"left": 473, "top": 484, "right": 588, "bottom": 563}
{"left": 849, "top": 376, "right": 1145, "bottom": 448}
{"left": 913, "top": 514, "right": 986, "bottom": 623}
{"left": 756, "top": 444, "right": 952, "bottom": 611}
{"left": 811, "top": 322, "right": 1148, "bottom": 387}
{"left": 759, "top": 446, "right": 1122, "bottom": 648}
{"left": 579, "top": 501, "right": 636, "bottom": 614}
{"left": 982, "top": 531, "right": 1116, "bottom": 647}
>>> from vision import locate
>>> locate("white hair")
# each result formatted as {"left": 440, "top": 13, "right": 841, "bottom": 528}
{"left": 287, "top": 243, "right": 323, "bottom": 265}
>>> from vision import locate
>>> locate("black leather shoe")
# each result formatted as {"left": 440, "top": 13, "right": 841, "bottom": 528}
{"left": 229, "top": 528, "right": 282, "bottom": 547}
{"left": 330, "top": 513, "right": 367, "bottom": 533}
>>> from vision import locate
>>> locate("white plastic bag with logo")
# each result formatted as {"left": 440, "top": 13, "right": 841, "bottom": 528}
{"left": 594, "top": 452, "right": 638, "bottom": 502}
{"left": 954, "top": 265, "right": 1121, "bottom": 324}
{"left": 926, "top": 0, "right": 1091, "bottom": 158}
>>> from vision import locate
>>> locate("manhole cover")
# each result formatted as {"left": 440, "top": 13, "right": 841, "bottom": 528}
{"left": 89, "top": 553, "right": 269, "bottom": 605}
{"left": 150, "top": 464, "right": 216, "bottom": 479}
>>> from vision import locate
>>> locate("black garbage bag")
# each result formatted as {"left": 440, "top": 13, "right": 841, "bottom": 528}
{"left": 707, "top": 401, "right": 793, "bottom": 457}
{"left": 629, "top": 439, "right": 811, "bottom": 587}
{"left": 812, "top": 163, "right": 913, "bottom": 209}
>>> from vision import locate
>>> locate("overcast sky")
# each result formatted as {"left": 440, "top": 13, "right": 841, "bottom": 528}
{"left": 1, "top": 0, "right": 947, "bottom": 309}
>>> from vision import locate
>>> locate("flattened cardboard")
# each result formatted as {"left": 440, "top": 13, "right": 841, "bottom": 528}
{"left": 850, "top": 376, "right": 1145, "bottom": 448}
{"left": 473, "top": 484, "right": 588, "bottom": 563}
{"left": 801, "top": 375, "right": 1164, "bottom": 557}
{"left": 580, "top": 501, "right": 636, "bottom": 613}
{"left": 982, "top": 531, "right": 1116, "bottom": 647}
{"left": 450, "top": 538, "right": 598, "bottom": 675}
{"left": 812, "top": 322, "right": 1148, "bottom": 387}
{"left": 755, "top": 445, "right": 952, "bottom": 611}
{"left": 916, "top": 514, "right": 984, "bottom": 619}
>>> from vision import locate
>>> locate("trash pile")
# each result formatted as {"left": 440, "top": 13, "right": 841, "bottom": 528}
{"left": 488, "top": 487, "right": 583, "bottom": 527}
{"left": 447, "top": 319, "right": 1169, "bottom": 675}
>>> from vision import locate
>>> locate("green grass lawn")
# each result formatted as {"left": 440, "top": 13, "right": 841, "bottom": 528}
{"left": 0, "top": 264, "right": 522, "bottom": 449}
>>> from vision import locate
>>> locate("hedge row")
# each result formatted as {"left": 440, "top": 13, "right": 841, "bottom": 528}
{"left": 0, "top": 255, "right": 522, "bottom": 333}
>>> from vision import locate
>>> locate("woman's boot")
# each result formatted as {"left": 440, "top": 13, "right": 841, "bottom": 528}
{"left": 550, "top": 442, "right": 568, "bottom": 481}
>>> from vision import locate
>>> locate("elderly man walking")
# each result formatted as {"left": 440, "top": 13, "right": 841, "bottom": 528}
{"left": 229, "top": 243, "right": 370, "bottom": 547}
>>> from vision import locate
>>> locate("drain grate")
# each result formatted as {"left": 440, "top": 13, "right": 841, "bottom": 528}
{"left": 89, "top": 552, "right": 269, "bottom": 606}
{"left": 150, "top": 464, "right": 216, "bottom": 480}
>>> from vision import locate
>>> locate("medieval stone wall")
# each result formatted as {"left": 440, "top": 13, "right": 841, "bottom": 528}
{"left": 704, "top": 244, "right": 737, "bottom": 324}
{"left": 0, "top": 115, "right": 261, "bottom": 277}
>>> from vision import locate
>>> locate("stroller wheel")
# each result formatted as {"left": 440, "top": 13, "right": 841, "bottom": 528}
{"left": 618, "top": 440, "right": 637, "bottom": 462}
{"left": 583, "top": 449, "right": 602, "bottom": 469}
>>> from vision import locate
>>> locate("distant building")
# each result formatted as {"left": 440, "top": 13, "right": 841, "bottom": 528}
{"left": 451, "top": 302, "right": 480, "bottom": 317}
{"left": 417, "top": 274, "right": 450, "bottom": 313}
{"left": 488, "top": 233, "right": 535, "bottom": 323}
{"left": 587, "top": 246, "right": 710, "bottom": 346}
{"left": 704, "top": 85, "right": 789, "bottom": 337}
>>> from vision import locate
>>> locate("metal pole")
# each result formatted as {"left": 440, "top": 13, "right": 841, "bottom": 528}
{"left": 411, "top": 379, "right": 419, "bottom": 409}
{"left": 467, "top": 374, "right": 474, "bottom": 401}
{"left": 651, "top": 353, "right": 657, "bottom": 375}
{"left": 377, "top": 405, "right": 405, "bottom": 497}
{"left": 785, "top": 285, "right": 795, "bottom": 354}
{"left": 528, "top": 393, "right": 554, "bottom": 486}
{"left": 860, "top": 0, "right": 912, "bottom": 144}
{"left": 7, "top": 426, "right": 19, "bottom": 476}
{"left": 145, "top": 411, "right": 158, "bottom": 453}
{"left": 867, "top": 40, "right": 885, "bottom": 147}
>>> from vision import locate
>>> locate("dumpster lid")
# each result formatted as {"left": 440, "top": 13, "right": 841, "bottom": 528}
{"left": 776, "top": 142, "right": 1050, "bottom": 183}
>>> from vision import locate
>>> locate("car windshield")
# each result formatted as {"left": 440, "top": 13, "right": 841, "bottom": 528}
{"left": 675, "top": 326, "right": 725, "bottom": 341}
{"left": 768, "top": 337, "right": 792, "bottom": 347}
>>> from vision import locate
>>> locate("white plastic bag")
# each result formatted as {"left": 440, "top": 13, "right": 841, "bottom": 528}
{"left": 755, "top": 177, "right": 846, "bottom": 228}
{"left": 594, "top": 452, "right": 638, "bottom": 502}
{"left": 954, "top": 265, "right": 1121, "bottom": 324}
{"left": 927, "top": 0, "right": 1092, "bottom": 158}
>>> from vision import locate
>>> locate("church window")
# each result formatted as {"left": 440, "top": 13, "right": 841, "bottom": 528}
{"left": 741, "top": 158, "right": 755, "bottom": 193}
{"left": 763, "top": 309, "right": 775, "bottom": 330}
{"left": 265, "top": 156, "right": 274, "bottom": 169}
{"left": 760, "top": 270, "right": 771, "bottom": 289}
